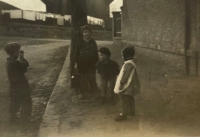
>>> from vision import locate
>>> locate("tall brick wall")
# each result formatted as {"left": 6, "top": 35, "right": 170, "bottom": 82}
{"left": 122, "top": 0, "right": 186, "bottom": 54}
{"left": 121, "top": 0, "right": 200, "bottom": 75}
{"left": 196, "top": 0, "right": 200, "bottom": 50}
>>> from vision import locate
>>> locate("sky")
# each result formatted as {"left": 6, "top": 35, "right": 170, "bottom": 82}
{"left": 110, "top": 0, "right": 122, "bottom": 17}
{"left": 0, "top": 0, "right": 46, "bottom": 11}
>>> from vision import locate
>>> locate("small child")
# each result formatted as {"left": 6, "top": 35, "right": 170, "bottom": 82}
{"left": 97, "top": 47, "right": 119, "bottom": 104}
{"left": 75, "top": 25, "right": 99, "bottom": 99}
{"left": 114, "top": 46, "right": 140, "bottom": 121}
{"left": 4, "top": 42, "right": 32, "bottom": 124}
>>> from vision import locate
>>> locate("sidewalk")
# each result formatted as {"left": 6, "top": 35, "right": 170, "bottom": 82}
{"left": 38, "top": 42, "right": 200, "bottom": 137}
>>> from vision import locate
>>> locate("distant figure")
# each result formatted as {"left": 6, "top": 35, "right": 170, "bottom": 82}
{"left": 4, "top": 42, "right": 32, "bottom": 124}
{"left": 75, "top": 25, "right": 99, "bottom": 99}
{"left": 114, "top": 46, "right": 140, "bottom": 122}
{"left": 97, "top": 47, "right": 119, "bottom": 105}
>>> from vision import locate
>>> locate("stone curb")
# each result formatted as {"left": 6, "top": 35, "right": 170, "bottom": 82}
{"left": 38, "top": 46, "right": 71, "bottom": 137}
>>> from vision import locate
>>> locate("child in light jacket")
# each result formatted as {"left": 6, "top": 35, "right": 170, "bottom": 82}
{"left": 114, "top": 46, "right": 140, "bottom": 121}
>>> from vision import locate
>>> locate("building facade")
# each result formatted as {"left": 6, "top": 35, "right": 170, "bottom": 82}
{"left": 121, "top": 0, "right": 200, "bottom": 74}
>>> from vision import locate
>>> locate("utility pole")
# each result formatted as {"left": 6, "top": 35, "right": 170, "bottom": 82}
{"left": 194, "top": 0, "right": 199, "bottom": 77}
{"left": 185, "top": 0, "right": 191, "bottom": 75}
{"left": 69, "top": 0, "right": 87, "bottom": 88}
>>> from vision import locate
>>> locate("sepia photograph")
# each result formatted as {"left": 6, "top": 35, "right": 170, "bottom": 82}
{"left": 0, "top": 0, "right": 200, "bottom": 137}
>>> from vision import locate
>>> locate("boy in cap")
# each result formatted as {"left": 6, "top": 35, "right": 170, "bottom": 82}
{"left": 97, "top": 47, "right": 119, "bottom": 104}
{"left": 75, "top": 25, "right": 99, "bottom": 99}
{"left": 114, "top": 46, "right": 140, "bottom": 121}
{"left": 4, "top": 42, "right": 32, "bottom": 124}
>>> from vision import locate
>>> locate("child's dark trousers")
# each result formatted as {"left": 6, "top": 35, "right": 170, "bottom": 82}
{"left": 80, "top": 69, "right": 98, "bottom": 95}
{"left": 10, "top": 81, "right": 32, "bottom": 122}
{"left": 120, "top": 94, "right": 135, "bottom": 115}
{"left": 100, "top": 76, "right": 116, "bottom": 98}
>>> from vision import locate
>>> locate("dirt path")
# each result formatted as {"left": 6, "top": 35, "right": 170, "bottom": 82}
{"left": 0, "top": 38, "right": 69, "bottom": 137}
{"left": 57, "top": 44, "right": 200, "bottom": 137}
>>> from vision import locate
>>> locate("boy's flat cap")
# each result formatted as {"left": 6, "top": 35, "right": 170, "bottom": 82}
{"left": 4, "top": 42, "right": 21, "bottom": 54}
{"left": 98, "top": 47, "right": 111, "bottom": 57}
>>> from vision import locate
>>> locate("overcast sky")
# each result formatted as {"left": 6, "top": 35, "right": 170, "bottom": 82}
{"left": 0, "top": 0, "right": 46, "bottom": 11}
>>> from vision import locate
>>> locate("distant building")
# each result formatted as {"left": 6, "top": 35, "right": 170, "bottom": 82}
{"left": 109, "top": 0, "right": 122, "bottom": 44}
{"left": 86, "top": 0, "right": 113, "bottom": 30}
{"left": 42, "top": 0, "right": 113, "bottom": 30}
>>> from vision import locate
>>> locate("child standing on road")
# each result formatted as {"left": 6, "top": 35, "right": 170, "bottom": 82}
{"left": 97, "top": 47, "right": 119, "bottom": 105}
{"left": 75, "top": 25, "right": 99, "bottom": 99}
{"left": 4, "top": 42, "right": 32, "bottom": 124}
{"left": 114, "top": 46, "right": 140, "bottom": 122}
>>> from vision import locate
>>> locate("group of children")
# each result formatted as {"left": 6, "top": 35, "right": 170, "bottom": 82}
{"left": 74, "top": 25, "right": 140, "bottom": 121}
{"left": 4, "top": 25, "right": 140, "bottom": 125}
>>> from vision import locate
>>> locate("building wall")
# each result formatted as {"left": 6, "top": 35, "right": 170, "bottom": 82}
{"left": 0, "top": 22, "right": 112, "bottom": 40}
{"left": 122, "top": 0, "right": 200, "bottom": 75}
{"left": 122, "top": 0, "right": 187, "bottom": 54}
{"left": 196, "top": 0, "right": 200, "bottom": 50}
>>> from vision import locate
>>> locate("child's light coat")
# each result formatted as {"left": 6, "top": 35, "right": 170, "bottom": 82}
{"left": 114, "top": 60, "right": 136, "bottom": 94}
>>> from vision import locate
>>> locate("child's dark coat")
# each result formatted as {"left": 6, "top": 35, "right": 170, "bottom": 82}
{"left": 97, "top": 59, "right": 119, "bottom": 80}
{"left": 6, "top": 57, "right": 32, "bottom": 121}
{"left": 76, "top": 38, "right": 99, "bottom": 73}
{"left": 97, "top": 59, "right": 119, "bottom": 98}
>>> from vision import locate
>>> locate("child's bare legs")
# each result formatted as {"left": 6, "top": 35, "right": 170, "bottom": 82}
{"left": 108, "top": 77, "right": 116, "bottom": 104}
{"left": 100, "top": 77, "right": 108, "bottom": 104}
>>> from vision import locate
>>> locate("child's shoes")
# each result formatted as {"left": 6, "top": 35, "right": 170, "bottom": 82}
{"left": 78, "top": 94, "right": 84, "bottom": 99}
{"left": 99, "top": 97, "right": 105, "bottom": 105}
{"left": 127, "top": 111, "right": 135, "bottom": 117}
{"left": 108, "top": 97, "right": 115, "bottom": 105}
{"left": 115, "top": 113, "right": 127, "bottom": 122}
{"left": 10, "top": 114, "right": 19, "bottom": 125}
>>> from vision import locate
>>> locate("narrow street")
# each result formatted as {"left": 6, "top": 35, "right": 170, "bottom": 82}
{"left": 1, "top": 0, "right": 200, "bottom": 137}
{"left": 1, "top": 38, "right": 200, "bottom": 137}
{"left": 40, "top": 42, "right": 200, "bottom": 137}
